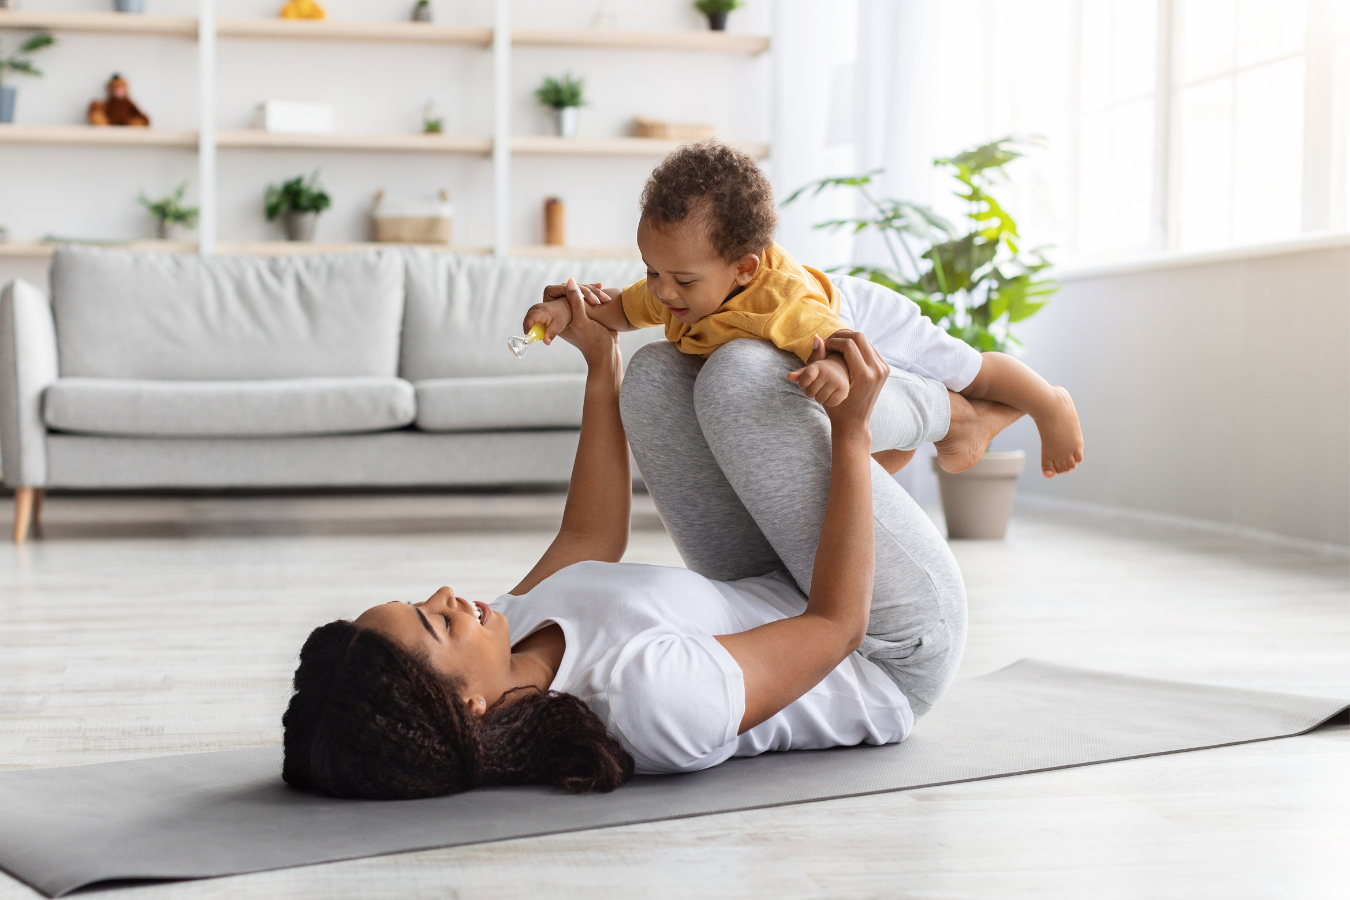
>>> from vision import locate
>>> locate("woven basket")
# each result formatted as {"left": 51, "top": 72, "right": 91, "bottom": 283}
{"left": 633, "top": 116, "right": 715, "bottom": 141}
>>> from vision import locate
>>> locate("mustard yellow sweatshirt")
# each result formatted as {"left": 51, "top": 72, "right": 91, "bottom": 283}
{"left": 620, "top": 243, "right": 846, "bottom": 364}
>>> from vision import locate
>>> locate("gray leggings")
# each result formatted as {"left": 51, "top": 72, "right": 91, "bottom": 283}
{"left": 619, "top": 339, "right": 968, "bottom": 715}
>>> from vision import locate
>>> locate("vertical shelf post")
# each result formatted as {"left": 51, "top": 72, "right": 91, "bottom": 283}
{"left": 492, "top": 0, "right": 511, "bottom": 257}
{"left": 198, "top": 0, "right": 217, "bottom": 256}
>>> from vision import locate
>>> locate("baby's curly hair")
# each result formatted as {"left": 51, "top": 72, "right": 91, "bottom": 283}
{"left": 640, "top": 139, "right": 777, "bottom": 262}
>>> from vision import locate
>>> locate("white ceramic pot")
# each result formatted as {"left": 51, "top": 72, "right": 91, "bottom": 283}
{"left": 554, "top": 106, "right": 579, "bottom": 139}
{"left": 932, "top": 450, "right": 1025, "bottom": 540}
{"left": 283, "top": 211, "right": 318, "bottom": 242}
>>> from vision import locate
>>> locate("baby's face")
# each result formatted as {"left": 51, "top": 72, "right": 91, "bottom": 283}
{"left": 637, "top": 216, "right": 759, "bottom": 324}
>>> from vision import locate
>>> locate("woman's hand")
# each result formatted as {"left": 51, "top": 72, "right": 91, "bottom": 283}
{"left": 556, "top": 278, "right": 620, "bottom": 367}
{"left": 821, "top": 330, "right": 890, "bottom": 439}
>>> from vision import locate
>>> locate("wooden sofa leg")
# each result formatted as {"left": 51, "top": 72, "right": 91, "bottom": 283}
{"left": 31, "top": 489, "right": 45, "bottom": 538}
{"left": 13, "top": 487, "right": 34, "bottom": 544}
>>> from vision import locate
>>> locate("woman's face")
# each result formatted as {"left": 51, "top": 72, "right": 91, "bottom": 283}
{"left": 354, "top": 586, "right": 512, "bottom": 716}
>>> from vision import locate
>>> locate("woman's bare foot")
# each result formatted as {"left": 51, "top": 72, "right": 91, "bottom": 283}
{"left": 934, "top": 393, "right": 1025, "bottom": 474}
{"left": 1036, "top": 386, "right": 1083, "bottom": 478}
{"left": 872, "top": 449, "right": 915, "bottom": 474}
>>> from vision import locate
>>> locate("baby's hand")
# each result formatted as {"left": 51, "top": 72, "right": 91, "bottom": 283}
{"left": 522, "top": 296, "right": 574, "bottom": 345}
{"left": 787, "top": 336, "right": 851, "bottom": 407}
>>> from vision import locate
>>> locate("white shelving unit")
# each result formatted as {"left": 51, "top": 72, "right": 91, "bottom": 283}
{"left": 0, "top": 3, "right": 772, "bottom": 259}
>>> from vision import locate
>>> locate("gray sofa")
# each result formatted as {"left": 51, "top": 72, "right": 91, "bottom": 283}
{"left": 0, "top": 245, "right": 654, "bottom": 541}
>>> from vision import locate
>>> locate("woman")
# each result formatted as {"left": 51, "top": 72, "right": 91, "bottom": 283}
{"left": 282, "top": 280, "right": 968, "bottom": 799}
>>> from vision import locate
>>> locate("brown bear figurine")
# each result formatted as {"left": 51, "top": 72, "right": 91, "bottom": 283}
{"left": 88, "top": 74, "right": 150, "bottom": 127}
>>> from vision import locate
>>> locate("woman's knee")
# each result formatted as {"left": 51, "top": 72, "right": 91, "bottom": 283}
{"left": 694, "top": 339, "right": 802, "bottom": 423}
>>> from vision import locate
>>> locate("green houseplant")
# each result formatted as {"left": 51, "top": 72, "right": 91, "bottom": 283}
{"left": 138, "top": 183, "right": 199, "bottom": 240}
{"left": 265, "top": 170, "right": 331, "bottom": 242}
{"left": 786, "top": 136, "right": 1059, "bottom": 539}
{"left": 0, "top": 32, "right": 55, "bottom": 124}
{"left": 694, "top": 0, "right": 743, "bottom": 31}
{"left": 535, "top": 73, "right": 585, "bottom": 138}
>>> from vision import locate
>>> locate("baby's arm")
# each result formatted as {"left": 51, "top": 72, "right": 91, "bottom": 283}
{"left": 961, "top": 352, "right": 1083, "bottom": 478}
{"left": 527, "top": 281, "right": 634, "bottom": 343}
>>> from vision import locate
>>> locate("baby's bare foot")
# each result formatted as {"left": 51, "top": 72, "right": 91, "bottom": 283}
{"left": 935, "top": 394, "right": 1025, "bottom": 474}
{"left": 872, "top": 449, "right": 915, "bottom": 475}
{"left": 1037, "top": 386, "right": 1083, "bottom": 478}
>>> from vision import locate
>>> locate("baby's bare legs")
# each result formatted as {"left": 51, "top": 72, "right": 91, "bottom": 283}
{"left": 934, "top": 393, "right": 1024, "bottom": 474}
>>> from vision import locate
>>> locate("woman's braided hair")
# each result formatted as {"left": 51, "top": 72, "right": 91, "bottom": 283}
{"left": 640, "top": 138, "right": 777, "bottom": 262}
{"left": 281, "top": 620, "right": 635, "bottom": 799}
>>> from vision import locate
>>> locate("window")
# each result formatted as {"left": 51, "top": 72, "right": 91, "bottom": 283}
{"left": 917, "top": 0, "right": 1347, "bottom": 261}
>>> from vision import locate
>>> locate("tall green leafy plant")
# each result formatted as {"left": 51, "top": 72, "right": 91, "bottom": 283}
{"left": 535, "top": 73, "right": 585, "bottom": 109}
{"left": 784, "top": 136, "right": 1057, "bottom": 352}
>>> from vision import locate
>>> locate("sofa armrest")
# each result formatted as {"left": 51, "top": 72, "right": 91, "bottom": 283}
{"left": 0, "top": 279, "right": 57, "bottom": 488}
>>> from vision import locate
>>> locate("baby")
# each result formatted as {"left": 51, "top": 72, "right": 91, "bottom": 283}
{"left": 524, "top": 140, "right": 1083, "bottom": 478}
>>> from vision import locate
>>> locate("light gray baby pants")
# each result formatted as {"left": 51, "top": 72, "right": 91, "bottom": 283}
{"left": 620, "top": 339, "right": 967, "bottom": 715}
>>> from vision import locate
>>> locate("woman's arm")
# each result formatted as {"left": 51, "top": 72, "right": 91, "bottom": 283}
{"left": 714, "top": 331, "right": 889, "bottom": 733}
{"left": 510, "top": 279, "right": 632, "bottom": 596}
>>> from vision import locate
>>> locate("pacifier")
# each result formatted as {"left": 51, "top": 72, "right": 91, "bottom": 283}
{"left": 507, "top": 323, "right": 547, "bottom": 359}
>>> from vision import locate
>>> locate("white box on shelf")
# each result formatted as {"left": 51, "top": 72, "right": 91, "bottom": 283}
{"left": 254, "top": 101, "right": 334, "bottom": 135}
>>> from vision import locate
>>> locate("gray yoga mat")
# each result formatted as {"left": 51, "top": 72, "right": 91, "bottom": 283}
{"left": 1, "top": 659, "right": 1345, "bottom": 897}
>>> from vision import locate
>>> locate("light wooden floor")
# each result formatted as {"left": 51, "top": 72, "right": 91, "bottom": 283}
{"left": 0, "top": 491, "right": 1346, "bottom": 899}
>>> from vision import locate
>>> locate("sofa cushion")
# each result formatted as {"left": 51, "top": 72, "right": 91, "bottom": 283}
{"left": 414, "top": 375, "right": 585, "bottom": 432}
{"left": 43, "top": 377, "right": 416, "bottom": 438}
{"left": 51, "top": 246, "right": 406, "bottom": 380}
{"left": 399, "top": 250, "right": 662, "bottom": 382}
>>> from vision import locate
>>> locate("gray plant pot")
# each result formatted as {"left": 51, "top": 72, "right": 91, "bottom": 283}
{"left": 553, "top": 106, "right": 579, "bottom": 139}
{"left": 283, "top": 211, "right": 318, "bottom": 242}
{"left": 412, "top": 2, "right": 432, "bottom": 22}
{"left": 932, "top": 450, "right": 1025, "bottom": 540}
{"left": 113, "top": 0, "right": 145, "bottom": 12}
{"left": 706, "top": 11, "right": 728, "bottom": 30}
{"left": 0, "top": 86, "right": 15, "bottom": 124}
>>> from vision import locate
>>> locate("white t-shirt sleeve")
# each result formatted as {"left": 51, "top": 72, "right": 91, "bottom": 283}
{"left": 832, "top": 274, "right": 983, "bottom": 391}
{"left": 603, "top": 632, "right": 744, "bottom": 775}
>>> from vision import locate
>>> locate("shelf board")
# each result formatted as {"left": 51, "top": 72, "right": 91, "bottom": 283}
{"left": 513, "top": 28, "right": 769, "bottom": 55}
{"left": 0, "top": 241, "right": 639, "bottom": 259}
{"left": 217, "top": 130, "right": 492, "bottom": 154}
{"left": 215, "top": 17, "right": 492, "bottom": 46}
{"left": 511, "top": 135, "right": 769, "bottom": 157}
{"left": 0, "top": 9, "right": 198, "bottom": 37}
{"left": 0, "top": 124, "right": 197, "bottom": 148}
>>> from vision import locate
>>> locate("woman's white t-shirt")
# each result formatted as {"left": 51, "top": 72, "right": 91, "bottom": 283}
{"left": 491, "top": 561, "right": 914, "bottom": 775}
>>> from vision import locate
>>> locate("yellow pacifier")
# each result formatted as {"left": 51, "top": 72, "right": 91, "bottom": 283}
{"left": 508, "top": 323, "right": 547, "bottom": 359}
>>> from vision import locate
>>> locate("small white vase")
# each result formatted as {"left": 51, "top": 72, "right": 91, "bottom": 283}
{"left": 554, "top": 106, "right": 579, "bottom": 139}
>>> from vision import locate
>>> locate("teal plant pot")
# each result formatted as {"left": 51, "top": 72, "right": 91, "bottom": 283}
{"left": 0, "top": 86, "right": 16, "bottom": 124}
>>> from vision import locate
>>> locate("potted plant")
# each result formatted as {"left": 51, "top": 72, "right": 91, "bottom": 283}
{"left": 265, "top": 170, "right": 331, "bottom": 242}
{"left": 411, "top": 0, "right": 432, "bottom": 22}
{"left": 694, "top": 0, "right": 743, "bottom": 31}
{"left": 113, "top": 0, "right": 145, "bottom": 13}
{"left": 535, "top": 73, "right": 585, "bottom": 139}
{"left": 786, "top": 136, "right": 1059, "bottom": 539}
{"left": 0, "top": 32, "right": 54, "bottom": 124}
{"left": 138, "top": 183, "right": 199, "bottom": 240}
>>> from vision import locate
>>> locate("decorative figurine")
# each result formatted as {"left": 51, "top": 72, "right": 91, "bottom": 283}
{"left": 87, "top": 73, "right": 149, "bottom": 127}
{"left": 280, "top": 0, "right": 326, "bottom": 20}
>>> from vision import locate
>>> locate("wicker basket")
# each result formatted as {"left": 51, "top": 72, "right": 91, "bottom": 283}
{"left": 633, "top": 116, "right": 715, "bottom": 141}
{"left": 371, "top": 189, "right": 453, "bottom": 245}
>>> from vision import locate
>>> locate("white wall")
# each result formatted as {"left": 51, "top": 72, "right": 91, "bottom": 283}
{"left": 900, "top": 239, "right": 1350, "bottom": 547}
